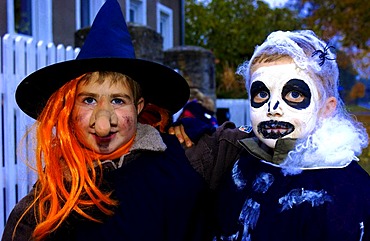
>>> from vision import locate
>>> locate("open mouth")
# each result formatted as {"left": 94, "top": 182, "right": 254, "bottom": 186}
{"left": 94, "top": 132, "right": 116, "bottom": 145}
{"left": 257, "top": 120, "right": 294, "bottom": 139}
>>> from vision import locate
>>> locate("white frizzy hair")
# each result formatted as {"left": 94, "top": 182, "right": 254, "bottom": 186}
{"left": 280, "top": 113, "right": 369, "bottom": 175}
{"left": 236, "top": 30, "right": 339, "bottom": 101}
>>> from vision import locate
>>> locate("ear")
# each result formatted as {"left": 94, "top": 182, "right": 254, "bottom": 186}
{"left": 137, "top": 97, "right": 145, "bottom": 115}
{"left": 320, "top": 97, "right": 337, "bottom": 118}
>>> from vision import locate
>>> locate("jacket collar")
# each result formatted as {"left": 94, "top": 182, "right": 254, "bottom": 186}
{"left": 239, "top": 137, "right": 297, "bottom": 165}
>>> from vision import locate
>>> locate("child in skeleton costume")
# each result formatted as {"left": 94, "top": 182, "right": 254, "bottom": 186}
{"left": 171, "top": 30, "right": 370, "bottom": 241}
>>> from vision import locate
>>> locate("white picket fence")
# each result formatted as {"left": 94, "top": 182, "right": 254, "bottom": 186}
{"left": 0, "top": 34, "right": 250, "bottom": 236}
{"left": 0, "top": 33, "right": 80, "bottom": 236}
{"left": 216, "top": 99, "right": 250, "bottom": 127}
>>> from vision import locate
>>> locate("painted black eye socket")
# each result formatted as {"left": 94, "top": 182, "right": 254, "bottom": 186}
{"left": 282, "top": 79, "right": 311, "bottom": 109}
{"left": 251, "top": 81, "right": 270, "bottom": 108}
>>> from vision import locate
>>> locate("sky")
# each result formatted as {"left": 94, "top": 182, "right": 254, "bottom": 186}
{"left": 198, "top": 0, "right": 289, "bottom": 8}
{"left": 263, "top": 0, "right": 289, "bottom": 8}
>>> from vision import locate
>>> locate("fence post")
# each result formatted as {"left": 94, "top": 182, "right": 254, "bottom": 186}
{"left": 2, "top": 34, "right": 18, "bottom": 230}
{"left": 0, "top": 34, "right": 7, "bottom": 237}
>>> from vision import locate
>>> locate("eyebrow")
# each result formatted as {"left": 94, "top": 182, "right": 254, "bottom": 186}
{"left": 77, "top": 91, "right": 132, "bottom": 100}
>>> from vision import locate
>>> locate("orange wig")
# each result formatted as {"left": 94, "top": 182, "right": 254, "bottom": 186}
{"left": 24, "top": 74, "right": 120, "bottom": 241}
{"left": 16, "top": 72, "right": 172, "bottom": 241}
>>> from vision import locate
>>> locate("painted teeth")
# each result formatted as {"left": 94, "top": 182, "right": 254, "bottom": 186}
{"left": 258, "top": 121, "right": 295, "bottom": 139}
{"left": 266, "top": 129, "right": 290, "bottom": 134}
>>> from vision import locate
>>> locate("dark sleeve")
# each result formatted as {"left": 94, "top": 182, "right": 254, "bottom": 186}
{"left": 174, "top": 117, "right": 216, "bottom": 142}
{"left": 185, "top": 121, "right": 252, "bottom": 190}
{"left": 1, "top": 189, "right": 37, "bottom": 241}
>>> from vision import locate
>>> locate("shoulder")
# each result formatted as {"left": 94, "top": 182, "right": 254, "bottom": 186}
{"left": 2, "top": 188, "right": 37, "bottom": 241}
{"left": 215, "top": 122, "right": 254, "bottom": 142}
{"left": 238, "top": 125, "right": 253, "bottom": 134}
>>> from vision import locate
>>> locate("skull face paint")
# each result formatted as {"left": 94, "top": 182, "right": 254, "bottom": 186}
{"left": 249, "top": 63, "right": 321, "bottom": 148}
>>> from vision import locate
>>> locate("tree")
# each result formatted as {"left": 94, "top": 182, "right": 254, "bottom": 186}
{"left": 295, "top": 0, "right": 370, "bottom": 78}
{"left": 348, "top": 82, "right": 366, "bottom": 104}
{"left": 185, "top": 0, "right": 369, "bottom": 98}
{"left": 185, "top": 0, "right": 302, "bottom": 98}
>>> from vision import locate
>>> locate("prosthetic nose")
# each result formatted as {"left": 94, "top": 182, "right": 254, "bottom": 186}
{"left": 90, "top": 101, "right": 118, "bottom": 137}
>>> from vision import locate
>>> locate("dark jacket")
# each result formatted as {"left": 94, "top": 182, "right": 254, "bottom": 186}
{"left": 180, "top": 120, "right": 370, "bottom": 241}
{"left": 213, "top": 148, "right": 370, "bottom": 241}
{"left": 2, "top": 124, "right": 212, "bottom": 241}
{"left": 184, "top": 121, "right": 251, "bottom": 190}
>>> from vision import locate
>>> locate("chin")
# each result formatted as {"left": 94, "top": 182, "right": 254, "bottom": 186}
{"left": 259, "top": 137, "right": 277, "bottom": 149}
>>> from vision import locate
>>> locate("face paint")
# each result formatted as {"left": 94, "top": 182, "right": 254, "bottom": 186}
{"left": 282, "top": 79, "right": 311, "bottom": 109}
{"left": 72, "top": 78, "right": 139, "bottom": 154}
{"left": 249, "top": 63, "right": 321, "bottom": 149}
{"left": 250, "top": 81, "right": 269, "bottom": 108}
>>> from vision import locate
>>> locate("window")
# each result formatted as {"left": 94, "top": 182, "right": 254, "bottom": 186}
{"left": 7, "top": 0, "right": 52, "bottom": 42}
{"left": 126, "top": 0, "right": 146, "bottom": 25}
{"left": 76, "top": 0, "right": 105, "bottom": 29}
{"left": 156, "top": 3, "right": 173, "bottom": 50}
{"left": 14, "top": 0, "right": 32, "bottom": 35}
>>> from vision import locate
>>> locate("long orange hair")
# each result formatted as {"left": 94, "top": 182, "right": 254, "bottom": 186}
{"left": 15, "top": 72, "right": 146, "bottom": 240}
{"left": 15, "top": 72, "right": 173, "bottom": 241}
{"left": 26, "top": 74, "right": 114, "bottom": 240}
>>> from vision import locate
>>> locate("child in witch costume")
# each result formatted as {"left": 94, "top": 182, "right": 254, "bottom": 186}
{"left": 171, "top": 30, "right": 370, "bottom": 240}
{"left": 1, "top": 1, "right": 212, "bottom": 241}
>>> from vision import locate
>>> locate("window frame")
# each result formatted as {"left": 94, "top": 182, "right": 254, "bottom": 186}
{"left": 156, "top": 3, "right": 173, "bottom": 50}
{"left": 7, "top": 0, "right": 52, "bottom": 42}
{"left": 126, "top": 0, "right": 147, "bottom": 25}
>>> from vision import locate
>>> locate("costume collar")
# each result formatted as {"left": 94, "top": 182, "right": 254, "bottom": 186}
{"left": 239, "top": 114, "right": 365, "bottom": 175}
{"left": 239, "top": 137, "right": 297, "bottom": 165}
{"left": 101, "top": 123, "right": 166, "bottom": 169}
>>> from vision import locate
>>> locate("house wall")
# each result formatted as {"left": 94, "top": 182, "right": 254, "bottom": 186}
{"left": 146, "top": 0, "right": 157, "bottom": 31}
{"left": 0, "top": 0, "right": 181, "bottom": 48}
{"left": 146, "top": 0, "right": 182, "bottom": 47}
{"left": 53, "top": 0, "right": 76, "bottom": 46}
{"left": 0, "top": 1, "right": 7, "bottom": 37}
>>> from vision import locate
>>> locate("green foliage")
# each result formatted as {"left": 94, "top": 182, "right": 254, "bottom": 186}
{"left": 293, "top": 0, "right": 370, "bottom": 78}
{"left": 186, "top": 0, "right": 302, "bottom": 69}
{"left": 185, "top": 0, "right": 370, "bottom": 98}
{"left": 347, "top": 106, "right": 370, "bottom": 175}
{"left": 185, "top": 0, "right": 302, "bottom": 98}
{"left": 298, "top": 0, "right": 370, "bottom": 50}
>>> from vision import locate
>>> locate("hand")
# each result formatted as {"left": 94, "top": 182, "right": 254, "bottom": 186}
{"left": 168, "top": 125, "right": 194, "bottom": 148}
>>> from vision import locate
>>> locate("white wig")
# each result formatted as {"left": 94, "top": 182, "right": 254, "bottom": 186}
{"left": 237, "top": 30, "right": 339, "bottom": 102}
{"left": 236, "top": 30, "right": 369, "bottom": 174}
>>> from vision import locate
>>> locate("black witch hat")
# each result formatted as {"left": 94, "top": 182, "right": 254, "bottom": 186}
{"left": 16, "top": 0, "right": 189, "bottom": 119}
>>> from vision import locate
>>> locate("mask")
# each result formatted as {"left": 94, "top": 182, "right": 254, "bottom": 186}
{"left": 249, "top": 63, "right": 320, "bottom": 148}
